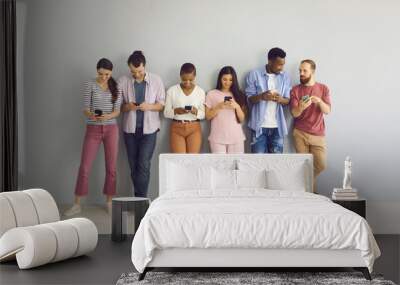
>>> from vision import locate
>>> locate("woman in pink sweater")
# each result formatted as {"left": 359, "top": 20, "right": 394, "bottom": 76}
{"left": 205, "top": 66, "right": 247, "bottom": 154}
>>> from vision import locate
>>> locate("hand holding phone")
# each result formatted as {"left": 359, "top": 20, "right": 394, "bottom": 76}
{"left": 94, "top": 109, "right": 103, "bottom": 117}
{"left": 224, "top": 96, "right": 232, "bottom": 102}
{"left": 263, "top": 91, "right": 275, "bottom": 101}
{"left": 302, "top": 95, "right": 310, "bottom": 102}
{"left": 184, "top": 105, "right": 192, "bottom": 111}
{"left": 174, "top": 107, "right": 188, "bottom": 115}
{"left": 299, "top": 95, "right": 312, "bottom": 111}
{"left": 190, "top": 106, "right": 198, "bottom": 115}
{"left": 310, "top": 96, "right": 321, "bottom": 104}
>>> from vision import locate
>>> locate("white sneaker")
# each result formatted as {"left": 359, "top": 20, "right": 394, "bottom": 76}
{"left": 63, "top": 204, "right": 81, "bottom": 217}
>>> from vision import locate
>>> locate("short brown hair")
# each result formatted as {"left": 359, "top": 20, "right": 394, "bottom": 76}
{"left": 127, "top": 50, "right": 146, "bottom": 67}
{"left": 180, "top": 62, "right": 196, "bottom": 75}
{"left": 301, "top": 59, "right": 316, "bottom": 70}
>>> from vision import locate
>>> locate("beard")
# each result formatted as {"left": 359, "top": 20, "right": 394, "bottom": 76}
{"left": 300, "top": 75, "right": 312, "bottom": 84}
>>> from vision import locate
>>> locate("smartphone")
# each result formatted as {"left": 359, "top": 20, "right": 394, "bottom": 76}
{"left": 134, "top": 102, "right": 140, "bottom": 106}
{"left": 184, "top": 105, "right": 192, "bottom": 111}
{"left": 224, "top": 96, "right": 232, "bottom": 102}
{"left": 94, "top": 109, "right": 103, "bottom": 116}
{"left": 302, "top": 95, "right": 310, "bottom": 102}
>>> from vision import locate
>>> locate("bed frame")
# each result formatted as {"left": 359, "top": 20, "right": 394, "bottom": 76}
{"left": 139, "top": 154, "right": 372, "bottom": 280}
{"left": 141, "top": 248, "right": 370, "bottom": 280}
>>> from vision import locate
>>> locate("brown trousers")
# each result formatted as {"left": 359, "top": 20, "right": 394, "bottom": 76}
{"left": 170, "top": 121, "right": 202, "bottom": 153}
{"left": 293, "top": 128, "right": 327, "bottom": 192}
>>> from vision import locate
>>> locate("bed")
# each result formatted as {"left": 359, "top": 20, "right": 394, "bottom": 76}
{"left": 131, "top": 154, "right": 380, "bottom": 280}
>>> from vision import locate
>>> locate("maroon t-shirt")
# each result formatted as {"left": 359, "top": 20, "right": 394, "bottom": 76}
{"left": 290, "top": 83, "right": 331, "bottom": 136}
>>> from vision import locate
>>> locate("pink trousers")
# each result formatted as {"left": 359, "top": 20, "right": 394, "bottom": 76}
{"left": 209, "top": 141, "right": 244, "bottom": 154}
{"left": 74, "top": 124, "right": 119, "bottom": 196}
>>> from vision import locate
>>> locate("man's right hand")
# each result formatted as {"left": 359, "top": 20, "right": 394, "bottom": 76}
{"left": 299, "top": 98, "right": 312, "bottom": 112}
{"left": 262, "top": 91, "right": 276, "bottom": 101}
{"left": 174, "top": 107, "right": 189, "bottom": 115}
{"left": 122, "top": 103, "right": 138, "bottom": 112}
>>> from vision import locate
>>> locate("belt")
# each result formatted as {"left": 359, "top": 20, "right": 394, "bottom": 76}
{"left": 172, "top": 119, "right": 200, "bottom": 123}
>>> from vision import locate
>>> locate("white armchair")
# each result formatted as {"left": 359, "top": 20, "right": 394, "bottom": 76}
{"left": 0, "top": 189, "right": 98, "bottom": 269}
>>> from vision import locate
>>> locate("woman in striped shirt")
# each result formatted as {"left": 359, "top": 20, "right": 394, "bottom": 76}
{"left": 64, "top": 58, "right": 122, "bottom": 216}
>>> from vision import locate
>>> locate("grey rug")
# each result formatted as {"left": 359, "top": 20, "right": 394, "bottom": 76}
{"left": 116, "top": 271, "right": 396, "bottom": 285}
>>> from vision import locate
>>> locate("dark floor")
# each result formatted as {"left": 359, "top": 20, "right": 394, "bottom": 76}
{"left": 0, "top": 235, "right": 134, "bottom": 285}
{"left": 0, "top": 235, "right": 399, "bottom": 285}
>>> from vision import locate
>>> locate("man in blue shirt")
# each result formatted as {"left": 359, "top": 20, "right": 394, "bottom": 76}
{"left": 245, "top": 47, "right": 291, "bottom": 153}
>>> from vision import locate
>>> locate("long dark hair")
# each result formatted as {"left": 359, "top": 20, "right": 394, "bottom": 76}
{"left": 96, "top": 58, "right": 118, "bottom": 104}
{"left": 216, "top": 66, "right": 246, "bottom": 107}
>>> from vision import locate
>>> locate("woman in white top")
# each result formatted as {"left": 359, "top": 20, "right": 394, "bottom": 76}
{"left": 164, "top": 63, "right": 205, "bottom": 153}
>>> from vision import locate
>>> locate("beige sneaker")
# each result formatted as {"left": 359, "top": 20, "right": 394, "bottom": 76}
{"left": 63, "top": 204, "right": 81, "bottom": 217}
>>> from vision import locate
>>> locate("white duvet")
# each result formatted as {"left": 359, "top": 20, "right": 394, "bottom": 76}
{"left": 131, "top": 189, "right": 380, "bottom": 273}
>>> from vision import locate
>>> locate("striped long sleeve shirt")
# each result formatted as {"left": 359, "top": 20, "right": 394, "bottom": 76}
{"left": 83, "top": 80, "right": 122, "bottom": 125}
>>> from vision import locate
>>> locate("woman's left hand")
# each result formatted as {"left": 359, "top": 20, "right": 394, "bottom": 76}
{"left": 225, "top": 100, "right": 239, "bottom": 110}
{"left": 96, "top": 114, "right": 111, "bottom": 121}
{"left": 190, "top": 106, "right": 198, "bottom": 116}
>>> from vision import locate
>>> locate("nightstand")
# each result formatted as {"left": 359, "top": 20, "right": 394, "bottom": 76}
{"left": 332, "top": 198, "right": 366, "bottom": 218}
{"left": 111, "top": 197, "right": 150, "bottom": 242}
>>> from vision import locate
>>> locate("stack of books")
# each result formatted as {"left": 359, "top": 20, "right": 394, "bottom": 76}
{"left": 332, "top": 188, "right": 359, "bottom": 200}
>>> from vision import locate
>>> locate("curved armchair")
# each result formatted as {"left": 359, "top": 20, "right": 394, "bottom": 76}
{"left": 0, "top": 189, "right": 98, "bottom": 269}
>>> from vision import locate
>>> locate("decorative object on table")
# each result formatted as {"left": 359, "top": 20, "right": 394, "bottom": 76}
{"left": 332, "top": 156, "right": 358, "bottom": 200}
{"left": 112, "top": 197, "right": 150, "bottom": 242}
{"left": 0, "top": 189, "right": 98, "bottom": 269}
{"left": 343, "top": 156, "right": 352, "bottom": 189}
{"left": 116, "top": 271, "right": 394, "bottom": 285}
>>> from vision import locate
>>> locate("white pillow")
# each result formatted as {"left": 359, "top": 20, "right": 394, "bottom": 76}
{"left": 212, "top": 168, "right": 237, "bottom": 191}
{"left": 236, "top": 169, "right": 267, "bottom": 189}
{"left": 266, "top": 162, "right": 307, "bottom": 191}
{"left": 166, "top": 162, "right": 212, "bottom": 191}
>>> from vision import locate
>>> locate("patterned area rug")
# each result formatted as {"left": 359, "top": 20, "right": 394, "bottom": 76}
{"left": 116, "top": 271, "right": 396, "bottom": 285}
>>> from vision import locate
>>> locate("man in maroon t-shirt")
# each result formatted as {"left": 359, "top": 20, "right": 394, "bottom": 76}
{"left": 290, "top": 59, "right": 331, "bottom": 192}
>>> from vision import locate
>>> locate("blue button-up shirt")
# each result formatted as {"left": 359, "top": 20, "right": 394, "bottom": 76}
{"left": 245, "top": 67, "right": 291, "bottom": 138}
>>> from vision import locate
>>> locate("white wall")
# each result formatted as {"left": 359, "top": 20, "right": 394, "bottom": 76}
{"left": 17, "top": 0, "right": 400, "bottom": 233}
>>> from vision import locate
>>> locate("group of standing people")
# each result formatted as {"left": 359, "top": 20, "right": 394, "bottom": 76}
{"left": 64, "top": 48, "right": 331, "bottom": 216}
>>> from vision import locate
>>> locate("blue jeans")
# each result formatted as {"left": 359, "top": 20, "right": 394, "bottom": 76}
{"left": 250, "top": 128, "right": 283, "bottom": 153}
{"left": 123, "top": 128, "right": 157, "bottom": 197}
